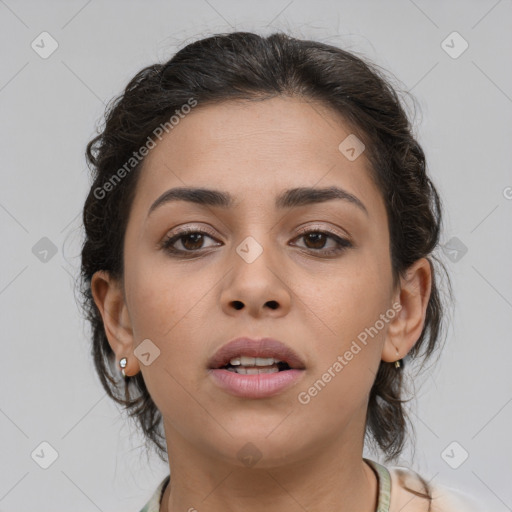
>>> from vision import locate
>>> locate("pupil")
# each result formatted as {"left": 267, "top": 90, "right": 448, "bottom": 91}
{"left": 183, "top": 233, "right": 203, "bottom": 250}
{"left": 306, "top": 233, "right": 325, "bottom": 249}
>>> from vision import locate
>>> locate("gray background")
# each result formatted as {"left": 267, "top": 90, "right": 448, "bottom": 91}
{"left": 1, "top": 0, "right": 511, "bottom": 510}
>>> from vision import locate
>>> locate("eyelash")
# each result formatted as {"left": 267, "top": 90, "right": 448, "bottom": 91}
{"left": 160, "top": 226, "right": 352, "bottom": 258}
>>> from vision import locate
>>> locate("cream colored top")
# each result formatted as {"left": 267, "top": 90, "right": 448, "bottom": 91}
{"left": 385, "top": 462, "right": 488, "bottom": 511}
{"left": 139, "top": 458, "right": 488, "bottom": 512}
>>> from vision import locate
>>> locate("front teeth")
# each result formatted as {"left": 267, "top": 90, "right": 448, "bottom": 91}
{"left": 230, "top": 366, "right": 279, "bottom": 374}
{"left": 229, "top": 356, "right": 281, "bottom": 366}
{"left": 225, "top": 356, "right": 283, "bottom": 374}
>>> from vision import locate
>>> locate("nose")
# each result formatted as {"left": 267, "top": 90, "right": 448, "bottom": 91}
{"left": 220, "top": 238, "right": 292, "bottom": 318}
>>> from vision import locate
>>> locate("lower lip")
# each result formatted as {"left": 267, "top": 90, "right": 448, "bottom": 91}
{"left": 208, "top": 368, "right": 305, "bottom": 398}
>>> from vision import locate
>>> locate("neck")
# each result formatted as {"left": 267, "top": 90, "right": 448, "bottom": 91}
{"left": 159, "top": 427, "right": 379, "bottom": 512}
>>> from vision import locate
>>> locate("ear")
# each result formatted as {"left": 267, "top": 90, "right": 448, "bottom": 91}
{"left": 382, "top": 258, "right": 432, "bottom": 363}
{"left": 90, "top": 270, "right": 140, "bottom": 377}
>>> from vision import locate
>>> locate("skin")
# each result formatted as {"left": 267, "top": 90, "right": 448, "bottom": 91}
{"left": 91, "top": 96, "right": 431, "bottom": 512}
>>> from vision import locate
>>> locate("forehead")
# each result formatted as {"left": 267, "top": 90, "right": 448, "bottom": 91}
{"left": 131, "top": 96, "right": 384, "bottom": 217}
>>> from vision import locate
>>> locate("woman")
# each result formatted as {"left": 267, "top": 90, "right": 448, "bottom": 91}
{"left": 79, "top": 31, "right": 486, "bottom": 512}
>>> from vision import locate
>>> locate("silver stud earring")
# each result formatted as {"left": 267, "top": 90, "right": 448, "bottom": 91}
{"left": 119, "top": 357, "right": 128, "bottom": 377}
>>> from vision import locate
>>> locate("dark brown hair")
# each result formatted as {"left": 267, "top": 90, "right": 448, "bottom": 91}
{"left": 80, "top": 31, "right": 451, "bottom": 506}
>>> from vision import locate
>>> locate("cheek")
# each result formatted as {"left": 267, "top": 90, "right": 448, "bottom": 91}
{"left": 295, "top": 273, "right": 385, "bottom": 419}
{"left": 123, "top": 255, "right": 219, "bottom": 384}
{"left": 124, "top": 260, "right": 210, "bottom": 416}
{"left": 292, "top": 348, "right": 376, "bottom": 446}
{"left": 299, "top": 253, "right": 391, "bottom": 391}
{"left": 124, "top": 256, "right": 202, "bottom": 340}
{"left": 307, "top": 259, "right": 387, "bottom": 335}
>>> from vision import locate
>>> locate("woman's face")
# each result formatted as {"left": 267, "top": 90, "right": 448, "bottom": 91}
{"left": 106, "top": 97, "right": 403, "bottom": 466}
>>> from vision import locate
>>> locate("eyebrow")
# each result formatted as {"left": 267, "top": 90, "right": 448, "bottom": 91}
{"left": 147, "top": 185, "right": 368, "bottom": 217}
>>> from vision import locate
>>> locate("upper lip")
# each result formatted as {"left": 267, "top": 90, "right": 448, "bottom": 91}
{"left": 208, "top": 337, "right": 306, "bottom": 370}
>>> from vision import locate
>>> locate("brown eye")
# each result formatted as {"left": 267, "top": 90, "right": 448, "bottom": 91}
{"left": 180, "top": 232, "right": 207, "bottom": 251}
{"left": 292, "top": 230, "right": 352, "bottom": 256}
{"left": 161, "top": 229, "right": 221, "bottom": 256}
{"left": 302, "top": 232, "right": 329, "bottom": 249}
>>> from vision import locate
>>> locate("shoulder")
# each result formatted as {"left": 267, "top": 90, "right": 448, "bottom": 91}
{"left": 387, "top": 465, "right": 488, "bottom": 512}
{"left": 139, "top": 475, "right": 170, "bottom": 512}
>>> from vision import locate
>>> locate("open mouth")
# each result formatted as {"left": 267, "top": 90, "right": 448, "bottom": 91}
{"left": 208, "top": 341, "right": 306, "bottom": 398}
{"left": 221, "top": 357, "right": 292, "bottom": 374}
